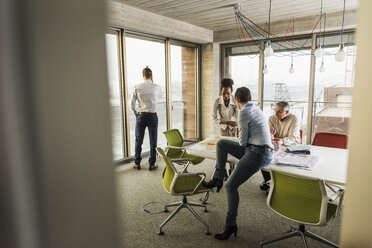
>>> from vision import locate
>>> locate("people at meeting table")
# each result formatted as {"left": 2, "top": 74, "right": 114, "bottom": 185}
{"left": 203, "top": 87, "right": 273, "bottom": 240}
{"left": 130, "top": 66, "right": 162, "bottom": 171}
{"left": 212, "top": 78, "right": 238, "bottom": 137}
{"left": 260, "top": 101, "right": 301, "bottom": 192}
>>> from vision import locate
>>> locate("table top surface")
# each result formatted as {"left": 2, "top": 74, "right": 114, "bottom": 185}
{"left": 188, "top": 135, "right": 349, "bottom": 186}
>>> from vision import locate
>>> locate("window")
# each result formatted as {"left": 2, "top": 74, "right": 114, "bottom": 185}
{"left": 225, "top": 44, "right": 260, "bottom": 101}
{"left": 170, "top": 44, "right": 198, "bottom": 139}
{"left": 125, "top": 36, "right": 168, "bottom": 156}
{"left": 105, "top": 32, "right": 124, "bottom": 161}
{"left": 223, "top": 32, "right": 356, "bottom": 144}
{"left": 263, "top": 38, "right": 312, "bottom": 143}
{"left": 312, "top": 33, "right": 356, "bottom": 139}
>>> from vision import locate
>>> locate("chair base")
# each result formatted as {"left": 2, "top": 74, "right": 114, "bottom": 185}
{"left": 260, "top": 224, "right": 339, "bottom": 248}
{"left": 199, "top": 191, "right": 209, "bottom": 204}
{"left": 159, "top": 196, "right": 210, "bottom": 235}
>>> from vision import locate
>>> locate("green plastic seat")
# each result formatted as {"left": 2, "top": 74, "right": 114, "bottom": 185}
{"left": 163, "top": 129, "right": 205, "bottom": 165}
{"left": 155, "top": 147, "right": 212, "bottom": 236}
{"left": 260, "top": 169, "right": 344, "bottom": 248}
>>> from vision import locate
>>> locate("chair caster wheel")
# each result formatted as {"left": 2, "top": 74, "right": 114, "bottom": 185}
{"left": 204, "top": 209, "right": 208, "bottom": 213}
{"left": 158, "top": 231, "right": 164, "bottom": 235}
{"left": 205, "top": 231, "right": 211, "bottom": 236}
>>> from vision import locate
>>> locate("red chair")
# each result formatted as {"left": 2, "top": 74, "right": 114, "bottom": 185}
{"left": 312, "top": 132, "right": 348, "bottom": 149}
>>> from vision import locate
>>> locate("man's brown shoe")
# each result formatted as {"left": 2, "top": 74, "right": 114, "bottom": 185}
{"left": 149, "top": 164, "right": 158, "bottom": 171}
{"left": 132, "top": 164, "right": 141, "bottom": 170}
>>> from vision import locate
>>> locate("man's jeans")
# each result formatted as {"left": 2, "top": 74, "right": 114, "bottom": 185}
{"left": 212, "top": 139, "right": 272, "bottom": 227}
{"left": 134, "top": 114, "right": 158, "bottom": 165}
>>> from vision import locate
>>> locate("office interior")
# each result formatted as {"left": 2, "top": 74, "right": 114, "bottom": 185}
{"left": 1, "top": 0, "right": 371, "bottom": 247}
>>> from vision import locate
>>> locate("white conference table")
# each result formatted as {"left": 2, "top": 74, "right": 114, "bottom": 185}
{"left": 188, "top": 135, "right": 349, "bottom": 186}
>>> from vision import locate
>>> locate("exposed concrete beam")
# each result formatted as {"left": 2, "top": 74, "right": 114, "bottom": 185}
{"left": 107, "top": 1, "right": 213, "bottom": 44}
{"left": 214, "top": 10, "right": 358, "bottom": 43}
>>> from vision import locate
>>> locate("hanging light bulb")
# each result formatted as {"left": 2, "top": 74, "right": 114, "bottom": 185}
{"left": 314, "top": 46, "right": 323, "bottom": 58}
{"left": 289, "top": 64, "right": 295, "bottom": 73}
{"left": 264, "top": 41, "right": 274, "bottom": 57}
{"left": 335, "top": 44, "right": 346, "bottom": 62}
{"left": 319, "top": 61, "right": 325, "bottom": 72}
{"left": 263, "top": 64, "right": 269, "bottom": 74}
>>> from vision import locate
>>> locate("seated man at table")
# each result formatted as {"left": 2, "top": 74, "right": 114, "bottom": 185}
{"left": 260, "top": 101, "right": 301, "bottom": 192}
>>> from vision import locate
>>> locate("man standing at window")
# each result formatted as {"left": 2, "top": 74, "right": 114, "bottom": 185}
{"left": 130, "top": 66, "right": 162, "bottom": 171}
{"left": 260, "top": 101, "right": 301, "bottom": 191}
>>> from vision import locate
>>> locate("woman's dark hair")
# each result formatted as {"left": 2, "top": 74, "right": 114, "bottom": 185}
{"left": 220, "top": 78, "right": 234, "bottom": 91}
{"left": 235, "top": 87, "right": 252, "bottom": 103}
{"left": 142, "top": 66, "right": 152, "bottom": 78}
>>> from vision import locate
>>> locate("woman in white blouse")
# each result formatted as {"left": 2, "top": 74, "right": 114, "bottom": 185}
{"left": 212, "top": 78, "right": 238, "bottom": 136}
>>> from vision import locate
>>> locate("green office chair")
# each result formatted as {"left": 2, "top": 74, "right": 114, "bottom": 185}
{"left": 155, "top": 147, "right": 212, "bottom": 236}
{"left": 163, "top": 129, "right": 205, "bottom": 165}
{"left": 260, "top": 169, "right": 344, "bottom": 248}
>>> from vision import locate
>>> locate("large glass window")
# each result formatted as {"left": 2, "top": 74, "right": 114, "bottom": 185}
{"left": 226, "top": 45, "right": 260, "bottom": 101}
{"left": 125, "top": 36, "right": 167, "bottom": 156}
{"left": 105, "top": 32, "right": 124, "bottom": 161}
{"left": 263, "top": 44, "right": 311, "bottom": 143}
{"left": 312, "top": 33, "right": 356, "bottom": 140}
{"left": 170, "top": 44, "right": 197, "bottom": 139}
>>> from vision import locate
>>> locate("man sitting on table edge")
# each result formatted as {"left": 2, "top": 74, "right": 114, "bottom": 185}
{"left": 202, "top": 87, "right": 273, "bottom": 240}
{"left": 260, "top": 101, "right": 301, "bottom": 192}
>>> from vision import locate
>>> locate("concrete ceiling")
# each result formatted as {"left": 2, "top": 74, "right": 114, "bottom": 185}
{"left": 117, "top": 0, "right": 359, "bottom": 31}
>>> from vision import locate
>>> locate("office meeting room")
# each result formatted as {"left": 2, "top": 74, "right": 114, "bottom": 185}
{"left": 1, "top": 0, "right": 372, "bottom": 248}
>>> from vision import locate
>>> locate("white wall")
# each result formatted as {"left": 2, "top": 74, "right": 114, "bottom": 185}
{"left": 0, "top": 0, "right": 119, "bottom": 247}
{"left": 340, "top": 0, "right": 372, "bottom": 247}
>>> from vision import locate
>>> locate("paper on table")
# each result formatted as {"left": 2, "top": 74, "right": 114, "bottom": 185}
{"left": 272, "top": 151, "right": 322, "bottom": 170}
{"left": 199, "top": 136, "right": 238, "bottom": 150}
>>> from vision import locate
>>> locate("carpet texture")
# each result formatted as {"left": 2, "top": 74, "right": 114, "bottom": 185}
{"left": 116, "top": 158, "right": 341, "bottom": 248}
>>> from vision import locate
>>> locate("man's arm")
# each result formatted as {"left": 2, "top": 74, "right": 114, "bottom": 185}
{"left": 283, "top": 116, "right": 301, "bottom": 145}
{"left": 268, "top": 115, "right": 276, "bottom": 135}
{"left": 130, "top": 88, "right": 138, "bottom": 116}
{"left": 238, "top": 110, "right": 249, "bottom": 147}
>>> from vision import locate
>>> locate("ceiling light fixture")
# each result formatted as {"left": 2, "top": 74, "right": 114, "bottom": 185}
{"left": 315, "top": 0, "right": 324, "bottom": 58}
{"left": 335, "top": 0, "right": 347, "bottom": 62}
{"left": 264, "top": 0, "right": 274, "bottom": 57}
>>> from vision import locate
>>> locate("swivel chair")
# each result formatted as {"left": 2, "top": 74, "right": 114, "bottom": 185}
{"left": 260, "top": 169, "right": 344, "bottom": 248}
{"left": 156, "top": 147, "right": 212, "bottom": 236}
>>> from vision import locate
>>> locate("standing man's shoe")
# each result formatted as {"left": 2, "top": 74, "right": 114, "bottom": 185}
{"left": 132, "top": 164, "right": 141, "bottom": 170}
{"left": 149, "top": 164, "right": 158, "bottom": 171}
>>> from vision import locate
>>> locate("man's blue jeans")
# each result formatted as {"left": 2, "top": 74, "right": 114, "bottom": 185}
{"left": 212, "top": 139, "right": 272, "bottom": 227}
{"left": 134, "top": 114, "right": 158, "bottom": 166}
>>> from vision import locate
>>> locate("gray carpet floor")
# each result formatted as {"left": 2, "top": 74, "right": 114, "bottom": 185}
{"left": 116, "top": 158, "right": 341, "bottom": 248}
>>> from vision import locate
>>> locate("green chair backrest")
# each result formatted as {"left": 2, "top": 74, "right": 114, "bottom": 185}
{"left": 156, "top": 147, "right": 175, "bottom": 193}
{"left": 163, "top": 129, "right": 184, "bottom": 158}
{"left": 270, "top": 170, "right": 322, "bottom": 224}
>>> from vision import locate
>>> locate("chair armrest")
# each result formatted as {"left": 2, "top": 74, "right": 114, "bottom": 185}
{"left": 176, "top": 172, "right": 207, "bottom": 195}
{"left": 328, "top": 189, "right": 345, "bottom": 203}
{"left": 169, "top": 159, "right": 191, "bottom": 174}
{"left": 166, "top": 146, "right": 186, "bottom": 158}
{"left": 170, "top": 158, "right": 190, "bottom": 163}
{"left": 326, "top": 182, "right": 342, "bottom": 193}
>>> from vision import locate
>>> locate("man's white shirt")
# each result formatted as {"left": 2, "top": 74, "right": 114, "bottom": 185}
{"left": 130, "top": 80, "right": 162, "bottom": 116}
